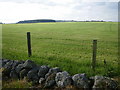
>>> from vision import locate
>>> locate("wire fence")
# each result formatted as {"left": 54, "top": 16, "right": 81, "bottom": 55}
{"left": 26, "top": 32, "right": 118, "bottom": 75}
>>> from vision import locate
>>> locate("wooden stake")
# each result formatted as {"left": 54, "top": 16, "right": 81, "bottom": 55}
{"left": 92, "top": 40, "right": 97, "bottom": 71}
{"left": 27, "top": 32, "right": 32, "bottom": 57}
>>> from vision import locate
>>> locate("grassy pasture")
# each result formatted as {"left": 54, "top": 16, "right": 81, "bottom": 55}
{"left": 2, "top": 22, "right": 119, "bottom": 77}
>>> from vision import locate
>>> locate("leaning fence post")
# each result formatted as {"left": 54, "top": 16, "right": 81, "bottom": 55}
{"left": 27, "top": 32, "right": 32, "bottom": 57}
{"left": 92, "top": 40, "right": 97, "bottom": 71}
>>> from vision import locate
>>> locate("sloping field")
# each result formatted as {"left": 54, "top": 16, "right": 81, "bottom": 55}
{"left": 2, "top": 22, "right": 119, "bottom": 77}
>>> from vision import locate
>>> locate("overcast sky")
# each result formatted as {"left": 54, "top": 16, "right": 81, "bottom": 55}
{"left": 0, "top": 0, "right": 119, "bottom": 23}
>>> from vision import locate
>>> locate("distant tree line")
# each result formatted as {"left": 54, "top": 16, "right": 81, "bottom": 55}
{"left": 55, "top": 20, "right": 76, "bottom": 22}
{"left": 16, "top": 19, "right": 106, "bottom": 24}
{"left": 85, "top": 20, "right": 105, "bottom": 22}
{"left": 17, "top": 19, "right": 56, "bottom": 24}
{"left": 55, "top": 20, "right": 105, "bottom": 22}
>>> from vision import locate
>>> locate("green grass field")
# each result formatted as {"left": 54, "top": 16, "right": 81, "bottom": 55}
{"left": 2, "top": 22, "right": 119, "bottom": 77}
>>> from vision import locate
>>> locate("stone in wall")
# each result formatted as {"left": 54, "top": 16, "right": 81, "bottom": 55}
{"left": 92, "top": 76, "right": 118, "bottom": 89}
{"left": 72, "top": 73, "right": 90, "bottom": 88}
{"left": 55, "top": 71, "right": 72, "bottom": 88}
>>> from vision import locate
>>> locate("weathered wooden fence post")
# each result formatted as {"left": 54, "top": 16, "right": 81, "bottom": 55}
{"left": 27, "top": 32, "right": 32, "bottom": 57}
{"left": 92, "top": 40, "right": 97, "bottom": 71}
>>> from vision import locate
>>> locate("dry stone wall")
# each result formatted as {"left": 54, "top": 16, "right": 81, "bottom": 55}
{"left": 1, "top": 59, "right": 118, "bottom": 89}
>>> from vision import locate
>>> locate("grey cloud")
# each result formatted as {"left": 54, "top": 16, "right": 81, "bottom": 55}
{"left": 106, "top": 2, "right": 118, "bottom": 9}
{"left": 72, "top": 2, "right": 117, "bottom": 10}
